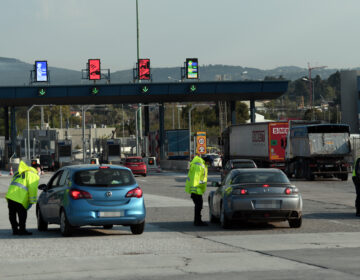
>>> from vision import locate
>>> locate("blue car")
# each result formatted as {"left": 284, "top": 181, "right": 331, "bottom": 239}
{"left": 36, "top": 165, "right": 146, "bottom": 236}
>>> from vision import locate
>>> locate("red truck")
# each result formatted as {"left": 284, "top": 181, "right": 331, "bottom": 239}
{"left": 221, "top": 122, "right": 289, "bottom": 168}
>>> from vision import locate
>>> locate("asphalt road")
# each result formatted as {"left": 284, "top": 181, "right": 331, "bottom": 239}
{"left": 1, "top": 170, "right": 360, "bottom": 280}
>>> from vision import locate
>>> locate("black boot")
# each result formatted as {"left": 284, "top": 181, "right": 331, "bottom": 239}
{"left": 194, "top": 220, "right": 208, "bottom": 226}
{"left": 18, "top": 229, "right": 32, "bottom": 235}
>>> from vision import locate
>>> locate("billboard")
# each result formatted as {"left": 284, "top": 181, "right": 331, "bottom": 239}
{"left": 186, "top": 58, "right": 198, "bottom": 79}
{"left": 88, "top": 59, "right": 101, "bottom": 80}
{"left": 35, "top": 61, "right": 48, "bottom": 82}
{"left": 138, "top": 59, "right": 150, "bottom": 80}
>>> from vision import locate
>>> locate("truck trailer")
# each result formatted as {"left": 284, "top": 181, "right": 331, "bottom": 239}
{"left": 221, "top": 122, "right": 289, "bottom": 168}
{"left": 285, "top": 123, "right": 351, "bottom": 181}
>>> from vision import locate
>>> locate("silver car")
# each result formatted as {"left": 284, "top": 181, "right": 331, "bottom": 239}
{"left": 209, "top": 168, "right": 302, "bottom": 229}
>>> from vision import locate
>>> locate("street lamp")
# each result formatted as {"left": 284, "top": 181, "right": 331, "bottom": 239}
{"left": 302, "top": 77, "right": 315, "bottom": 120}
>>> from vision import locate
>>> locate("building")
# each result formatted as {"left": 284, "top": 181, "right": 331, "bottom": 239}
{"left": 340, "top": 70, "right": 360, "bottom": 134}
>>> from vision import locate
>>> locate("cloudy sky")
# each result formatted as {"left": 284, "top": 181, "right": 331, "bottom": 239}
{"left": 2, "top": 0, "right": 359, "bottom": 71}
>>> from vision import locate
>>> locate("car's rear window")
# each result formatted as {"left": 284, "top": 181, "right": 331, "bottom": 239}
{"left": 74, "top": 168, "right": 136, "bottom": 187}
{"left": 232, "top": 171, "right": 289, "bottom": 184}
{"left": 125, "top": 158, "right": 143, "bottom": 163}
{"left": 232, "top": 162, "right": 256, "bottom": 168}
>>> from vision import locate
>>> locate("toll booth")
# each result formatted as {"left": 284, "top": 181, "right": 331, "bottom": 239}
{"left": 101, "top": 139, "right": 122, "bottom": 164}
{"left": 55, "top": 139, "right": 72, "bottom": 168}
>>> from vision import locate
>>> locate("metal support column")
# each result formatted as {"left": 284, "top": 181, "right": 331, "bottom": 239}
{"left": 230, "top": 101, "right": 237, "bottom": 125}
{"left": 144, "top": 105, "right": 149, "bottom": 137}
{"left": 250, "top": 99, "right": 256, "bottom": 123}
{"left": 144, "top": 105, "right": 150, "bottom": 157}
{"left": 159, "top": 103, "right": 165, "bottom": 160}
{"left": 10, "top": 106, "right": 17, "bottom": 157}
{"left": 4, "top": 106, "right": 9, "bottom": 140}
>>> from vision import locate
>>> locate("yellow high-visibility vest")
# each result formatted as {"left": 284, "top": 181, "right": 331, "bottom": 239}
{"left": 185, "top": 156, "right": 208, "bottom": 195}
{"left": 5, "top": 161, "right": 39, "bottom": 209}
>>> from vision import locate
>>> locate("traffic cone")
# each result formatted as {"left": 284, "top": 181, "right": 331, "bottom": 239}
{"left": 9, "top": 166, "right": 14, "bottom": 176}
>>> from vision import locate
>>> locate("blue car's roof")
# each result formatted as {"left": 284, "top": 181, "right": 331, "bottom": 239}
{"left": 61, "top": 164, "right": 130, "bottom": 172}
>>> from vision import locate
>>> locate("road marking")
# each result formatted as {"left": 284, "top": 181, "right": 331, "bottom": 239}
{"left": 206, "top": 231, "right": 360, "bottom": 251}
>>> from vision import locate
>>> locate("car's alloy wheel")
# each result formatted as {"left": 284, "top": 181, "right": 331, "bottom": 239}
{"left": 37, "top": 206, "right": 48, "bottom": 231}
{"left": 60, "top": 210, "right": 73, "bottom": 237}
{"left": 220, "top": 203, "right": 231, "bottom": 229}
{"left": 130, "top": 221, "right": 145, "bottom": 234}
{"left": 288, "top": 217, "right": 302, "bottom": 228}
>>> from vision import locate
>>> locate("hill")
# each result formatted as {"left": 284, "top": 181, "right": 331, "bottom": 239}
{"left": 0, "top": 57, "right": 351, "bottom": 86}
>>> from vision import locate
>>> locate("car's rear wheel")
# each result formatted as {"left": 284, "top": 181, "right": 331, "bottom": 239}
{"left": 103, "top": 224, "right": 113, "bottom": 229}
{"left": 130, "top": 221, "right": 145, "bottom": 234}
{"left": 142, "top": 173, "right": 147, "bottom": 177}
{"left": 208, "top": 198, "right": 219, "bottom": 223}
{"left": 60, "top": 210, "right": 73, "bottom": 237}
{"left": 220, "top": 202, "right": 231, "bottom": 229}
{"left": 36, "top": 206, "right": 48, "bottom": 231}
{"left": 288, "top": 217, "right": 302, "bottom": 228}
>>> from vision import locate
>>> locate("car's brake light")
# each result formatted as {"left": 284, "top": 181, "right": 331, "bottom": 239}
{"left": 126, "top": 187, "right": 143, "bottom": 198}
{"left": 286, "top": 186, "right": 299, "bottom": 195}
{"left": 263, "top": 184, "right": 269, "bottom": 188}
{"left": 99, "top": 166, "right": 109, "bottom": 169}
{"left": 285, "top": 188, "right": 292, "bottom": 195}
{"left": 70, "top": 189, "right": 92, "bottom": 200}
{"left": 233, "top": 188, "right": 248, "bottom": 195}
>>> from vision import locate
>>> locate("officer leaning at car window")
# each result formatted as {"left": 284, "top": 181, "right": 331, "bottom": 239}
{"left": 352, "top": 157, "right": 360, "bottom": 217}
{"left": 185, "top": 154, "right": 211, "bottom": 226}
{"left": 5, "top": 161, "right": 41, "bottom": 235}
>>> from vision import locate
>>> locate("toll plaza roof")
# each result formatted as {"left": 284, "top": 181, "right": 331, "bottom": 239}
{"left": 0, "top": 80, "right": 288, "bottom": 106}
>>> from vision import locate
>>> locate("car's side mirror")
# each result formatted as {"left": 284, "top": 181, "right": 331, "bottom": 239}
{"left": 211, "top": 181, "right": 221, "bottom": 187}
{"left": 38, "top": 184, "right": 48, "bottom": 191}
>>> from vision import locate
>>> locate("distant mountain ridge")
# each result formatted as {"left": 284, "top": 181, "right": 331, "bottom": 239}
{"left": 0, "top": 57, "right": 353, "bottom": 86}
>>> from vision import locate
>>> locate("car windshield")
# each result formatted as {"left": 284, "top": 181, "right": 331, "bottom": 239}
{"left": 232, "top": 162, "right": 255, "bottom": 168}
{"left": 125, "top": 158, "right": 143, "bottom": 163}
{"left": 74, "top": 168, "right": 136, "bottom": 187}
{"left": 232, "top": 171, "right": 289, "bottom": 184}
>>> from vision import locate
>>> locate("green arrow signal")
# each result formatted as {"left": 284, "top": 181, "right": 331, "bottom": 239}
{"left": 91, "top": 87, "right": 99, "bottom": 95}
{"left": 142, "top": 86, "right": 149, "bottom": 93}
{"left": 38, "top": 88, "right": 46, "bottom": 96}
{"left": 189, "top": 85, "right": 197, "bottom": 92}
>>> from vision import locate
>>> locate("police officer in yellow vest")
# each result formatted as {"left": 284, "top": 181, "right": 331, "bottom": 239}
{"left": 5, "top": 161, "right": 40, "bottom": 235}
{"left": 352, "top": 157, "right": 360, "bottom": 217}
{"left": 185, "top": 155, "right": 211, "bottom": 226}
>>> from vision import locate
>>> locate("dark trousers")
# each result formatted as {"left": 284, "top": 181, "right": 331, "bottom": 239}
{"left": 352, "top": 177, "right": 360, "bottom": 213}
{"left": 7, "top": 199, "right": 27, "bottom": 232}
{"left": 191, "top": 193, "right": 203, "bottom": 223}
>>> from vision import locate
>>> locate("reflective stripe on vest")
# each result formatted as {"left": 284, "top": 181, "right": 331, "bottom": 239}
{"left": 10, "top": 181, "right": 29, "bottom": 192}
{"left": 194, "top": 162, "right": 205, "bottom": 168}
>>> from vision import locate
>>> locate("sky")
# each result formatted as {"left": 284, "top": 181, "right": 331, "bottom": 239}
{"left": 2, "top": 0, "right": 360, "bottom": 71}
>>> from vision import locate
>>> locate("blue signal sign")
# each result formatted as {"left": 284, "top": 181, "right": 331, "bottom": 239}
{"left": 35, "top": 61, "right": 48, "bottom": 82}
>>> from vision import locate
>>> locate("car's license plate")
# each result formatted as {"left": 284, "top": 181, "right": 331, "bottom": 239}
{"left": 255, "top": 200, "right": 281, "bottom": 209}
{"left": 99, "top": 211, "right": 123, "bottom": 217}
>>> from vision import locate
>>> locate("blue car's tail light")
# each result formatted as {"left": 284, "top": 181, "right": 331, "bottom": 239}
{"left": 125, "top": 187, "right": 143, "bottom": 198}
{"left": 70, "top": 189, "right": 92, "bottom": 200}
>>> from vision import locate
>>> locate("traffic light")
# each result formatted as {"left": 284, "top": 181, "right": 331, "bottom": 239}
{"left": 138, "top": 59, "right": 150, "bottom": 80}
{"left": 88, "top": 59, "right": 101, "bottom": 80}
{"left": 38, "top": 88, "right": 47, "bottom": 96}
{"left": 90, "top": 86, "right": 100, "bottom": 95}
{"left": 186, "top": 58, "right": 198, "bottom": 79}
{"left": 189, "top": 84, "right": 197, "bottom": 93}
{"left": 139, "top": 85, "right": 150, "bottom": 94}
